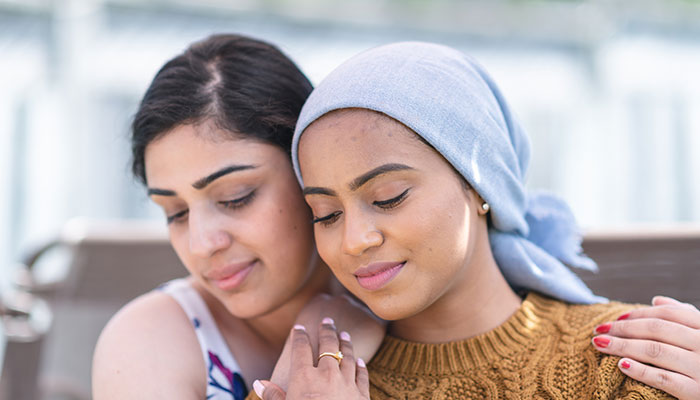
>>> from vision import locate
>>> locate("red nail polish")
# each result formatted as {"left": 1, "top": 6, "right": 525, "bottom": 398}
{"left": 617, "top": 313, "right": 630, "bottom": 321}
{"left": 593, "top": 337, "right": 611, "bottom": 348}
{"left": 620, "top": 360, "right": 631, "bottom": 369}
{"left": 595, "top": 323, "right": 612, "bottom": 334}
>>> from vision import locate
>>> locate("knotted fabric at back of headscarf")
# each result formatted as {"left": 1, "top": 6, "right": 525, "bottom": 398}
{"left": 291, "top": 41, "right": 605, "bottom": 304}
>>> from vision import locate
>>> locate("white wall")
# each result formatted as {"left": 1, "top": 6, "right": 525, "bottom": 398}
{"left": 1, "top": 2, "right": 700, "bottom": 281}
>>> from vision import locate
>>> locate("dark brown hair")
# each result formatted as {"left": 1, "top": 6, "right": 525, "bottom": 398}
{"left": 131, "top": 34, "right": 313, "bottom": 184}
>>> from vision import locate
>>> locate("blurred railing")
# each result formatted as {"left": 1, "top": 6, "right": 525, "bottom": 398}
{"left": 1, "top": 219, "right": 184, "bottom": 400}
{"left": 1, "top": 219, "right": 698, "bottom": 399}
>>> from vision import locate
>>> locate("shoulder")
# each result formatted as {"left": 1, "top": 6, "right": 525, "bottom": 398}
{"left": 521, "top": 294, "right": 671, "bottom": 399}
{"left": 92, "top": 289, "right": 205, "bottom": 400}
{"left": 528, "top": 292, "right": 640, "bottom": 334}
{"left": 593, "top": 355, "right": 675, "bottom": 399}
{"left": 563, "top": 299, "right": 640, "bottom": 332}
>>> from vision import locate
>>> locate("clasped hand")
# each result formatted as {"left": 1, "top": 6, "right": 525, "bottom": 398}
{"left": 254, "top": 318, "right": 370, "bottom": 400}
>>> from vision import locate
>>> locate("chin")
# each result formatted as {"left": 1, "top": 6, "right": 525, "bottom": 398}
{"left": 221, "top": 292, "right": 278, "bottom": 320}
{"left": 362, "top": 297, "right": 415, "bottom": 322}
{"left": 226, "top": 302, "right": 272, "bottom": 320}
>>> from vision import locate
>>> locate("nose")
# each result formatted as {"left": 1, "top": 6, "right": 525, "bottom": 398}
{"left": 188, "top": 207, "right": 232, "bottom": 258}
{"left": 341, "top": 211, "right": 384, "bottom": 256}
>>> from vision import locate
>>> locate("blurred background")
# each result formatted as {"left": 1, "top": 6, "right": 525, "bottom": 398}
{"left": 1, "top": 0, "right": 700, "bottom": 398}
{"left": 2, "top": 0, "right": 700, "bottom": 282}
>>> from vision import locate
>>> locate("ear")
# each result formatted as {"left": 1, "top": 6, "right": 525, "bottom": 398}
{"left": 455, "top": 174, "right": 489, "bottom": 216}
{"left": 471, "top": 190, "right": 490, "bottom": 216}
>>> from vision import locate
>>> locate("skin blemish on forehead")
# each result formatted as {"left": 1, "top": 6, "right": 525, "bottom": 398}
{"left": 313, "top": 112, "right": 348, "bottom": 133}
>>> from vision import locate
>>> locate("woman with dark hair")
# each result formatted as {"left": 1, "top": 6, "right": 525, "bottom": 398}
{"left": 94, "top": 35, "right": 699, "bottom": 400}
{"left": 93, "top": 34, "right": 384, "bottom": 400}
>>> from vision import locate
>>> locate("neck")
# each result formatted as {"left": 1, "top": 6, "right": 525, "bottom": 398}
{"left": 243, "top": 256, "right": 333, "bottom": 351}
{"left": 389, "top": 236, "right": 521, "bottom": 343}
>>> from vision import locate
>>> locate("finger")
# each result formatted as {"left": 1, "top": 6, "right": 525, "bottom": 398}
{"left": 617, "top": 358, "right": 700, "bottom": 400}
{"left": 289, "top": 324, "right": 314, "bottom": 372}
{"left": 652, "top": 295, "right": 684, "bottom": 307}
{"left": 338, "top": 331, "right": 356, "bottom": 381}
{"left": 355, "top": 358, "right": 370, "bottom": 399}
{"left": 255, "top": 380, "right": 286, "bottom": 400}
{"left": 592, "top": 335, "right": 699, "bottom": 378}
{"left": 594, "top": 318, "right": 699, "bottom": 351}
{"left": 652, "top": 296, "right": 698, "bottom": 312}
{"left": 614, "top": 305, "right": 700, "bottom": 330}
{"left": 317, "top": 317, "right": 341, "bottom": 369}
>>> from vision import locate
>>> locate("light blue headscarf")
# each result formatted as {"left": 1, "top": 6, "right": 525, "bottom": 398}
{"left": 291, "top": 42, "right": 605, "bottom": 304}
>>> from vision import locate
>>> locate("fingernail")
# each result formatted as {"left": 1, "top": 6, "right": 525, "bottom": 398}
{"left": 293, "top": 324, "right": 306, "bottom": 331}
{"left": 253, "top": 380, "right": 265, "bottom": 398}
{"left": 357, "top": 358, "right": 366, "bottom": 368}
{"left": 322, "top": 317, "right": 335, "bottom": 326}
{"left": 595, "top": 323, "right": 612, "bottom": 334}
{"left": 620, "top": 360, "right": 631, "bottom": 369}
{"left": 617, "top": 313, "right": 630, "bottom": 321}
{"left": 593, "top": 337, "right": 610, "bottom": 348}
{"left": 340, "top": 331, "right": 351, "bottom": 341}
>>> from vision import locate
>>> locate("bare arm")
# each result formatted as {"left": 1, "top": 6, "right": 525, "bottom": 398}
{"left": 92, "top": 292, "right": 205, "bottom": 400}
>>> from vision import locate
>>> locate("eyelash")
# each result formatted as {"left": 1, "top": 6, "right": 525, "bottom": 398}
{"left": 166, "top": 190, "right": 257, "bottom": 225}
{"left": 373, "top": 188, "right": 410, "bottom": 210}
{"left": 166, "top": 210, "right": 188, "bottom": 224}
{"left": 311, "top": 188, "right": 411, "bottom": 227}
{"left": 220, "top": 190, "right": 256, "bottom": 210}
{"left": 312, "top": 211, "right": 342, "bottom": 227}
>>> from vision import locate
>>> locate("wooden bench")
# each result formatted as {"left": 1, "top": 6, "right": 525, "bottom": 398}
{"left": 580, "top": 226, "right": 700, "bottom": 308}
{"left": 2, "top": 220, "right": 699, "bottom": 400}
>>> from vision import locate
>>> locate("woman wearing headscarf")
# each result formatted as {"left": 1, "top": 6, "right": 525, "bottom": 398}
{"left": 93, "top": 35, "right": 698, "bottom": 400}
{"left": 254, "top": 42, "right": 699, "bottom": 399}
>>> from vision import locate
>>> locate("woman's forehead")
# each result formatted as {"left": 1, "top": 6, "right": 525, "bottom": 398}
{"left": 301, "top": 109, "right": 423, "bottom": 146}
{"left": 298, "top": 110, "right": 448, "bottom": 182}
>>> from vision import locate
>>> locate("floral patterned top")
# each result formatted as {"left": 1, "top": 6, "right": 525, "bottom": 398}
{"left": 160, "top": 279, "right": 248, "bottom": 399}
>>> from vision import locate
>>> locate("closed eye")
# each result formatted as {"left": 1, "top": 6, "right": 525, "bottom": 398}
{"left": 167, "top": 209, "right": 188, "bottom": 224}
{"left": 312, "top": 211, "right": 342, "bottom": 227}
{"left": 373, "top": 188, "right": 410, "bottom": 210}
{"left": 220, "top": 190, "right": 256, "bottom": 210}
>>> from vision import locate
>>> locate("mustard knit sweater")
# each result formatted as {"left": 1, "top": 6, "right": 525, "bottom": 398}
{"left": 368, "top": 293, "right": 673, "bottom": 399}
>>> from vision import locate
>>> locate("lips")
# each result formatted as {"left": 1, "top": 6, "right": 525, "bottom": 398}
{"left": 354, "top": 261, "right": 405, "bottom": 291}
{"left": 206, "top": 260, "right": 257, "bottom": 291}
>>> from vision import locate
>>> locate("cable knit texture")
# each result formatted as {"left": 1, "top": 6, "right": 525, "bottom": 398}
{"left": 367, "top": 293, "right": 674, "bottom": 399}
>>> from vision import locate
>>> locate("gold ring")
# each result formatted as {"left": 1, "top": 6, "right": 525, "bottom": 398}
{"left": 317, "top": 351, "right": 343, "bottom": 365}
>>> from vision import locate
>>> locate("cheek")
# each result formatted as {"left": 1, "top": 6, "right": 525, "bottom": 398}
{"left": 168, "top": 228, "right": 197, "bottom": 272}
{"left": 404, "top": 190, "right": 471, "bottom": 259}
{"left": 257, "top": 185, "right": 315, "bottom": 262}
{"left": 314, "top": 225, "right": 353, "bottom": 280}
{"left": 276, "top": 187, "right": 313, "bottom": 239}
{"left": 434, "top": 199, "right": 472, "bottom": 268}
{"left": 313, "top": 226, "right": 337, "bottom": 265}
{"left": 274, "top": 212, "right": 314, "bottom": 261}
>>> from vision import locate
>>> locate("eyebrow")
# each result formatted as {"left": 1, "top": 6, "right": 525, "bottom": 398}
{"left": 303, "top": 163, "right": 414, "bottom": 197}
{"left": 147, "top": 164, "right": 256, "bottom": 196}
{"left": 147, "top": 188, "right": 176, "bottom": 196}
{"left": 350, "top": 163, "right": 413, "bottom": 191}
{"left": 303, "top": 186, "right": 337, "bottom": 196}
{"left": 192, "top": 164, "right": 256, "bottom": 189}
